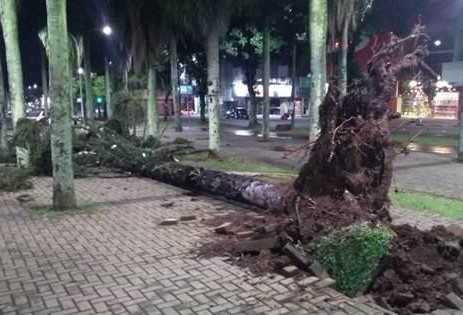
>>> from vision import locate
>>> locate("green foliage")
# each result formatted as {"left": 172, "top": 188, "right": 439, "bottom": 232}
{"left": 0, "top": 167, "right": 32, "bottom": 191}
{"left": 103, "top": 119, "right": 129, "bottom": 136}
{"left": 112, "top": 90, "right": 146, "bottom": 129}
{"left": 12, "top": 119, "right": 52, "bottom": 175}
{"left": 315, "top": 224, "right": 392, "bottom": 297}
{"left": 142, "top": 135, "right": 162, "bottom": 149}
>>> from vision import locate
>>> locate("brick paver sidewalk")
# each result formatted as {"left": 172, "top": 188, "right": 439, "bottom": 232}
{"left": 0, "top": 176, "right": 396, "bottom": 315}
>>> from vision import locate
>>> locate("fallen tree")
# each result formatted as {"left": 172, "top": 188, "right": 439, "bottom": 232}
{"left": 14, "top": 26, "right": 463, "bottom": 314}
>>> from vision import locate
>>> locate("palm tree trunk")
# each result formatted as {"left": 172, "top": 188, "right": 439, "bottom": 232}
{"left": 0, "top": 0, "right": 28, "bottom": 167}
{"left": 199, "top": 92, "right": 207, "bottom": 123}
{"left": 0, "top": 58, "right": 8, "bottom": 151}
{"left": 46, "top": 0, "right": 76, "bottom": 210}
{"left": 41, "top": 49, "right": 49, "bottom": 116}
{"left": 105, "top": 56, "right": 112, "bottom": 119}
{"left": 290, "top": 39, "right": 297, "bottom": 129}
{"left": 309, "top": 0, "right": 328, "bottom": 140}
{"left": 170, "top": 35, "right": 182, "bottom": 132}
{"left": 84, "top": 38, "right": 94, "bottom": 120}
{"left": 339, "top": 19, "right": 349, "bottom": 96}
{"left": 147, "top": 58, "right": 159, "bottom": 138}
{"left": 206, "top": 29, "right": 220, "bottom": 152}
{"left": 262, "top": 15, "right": 271, "bottom": 141}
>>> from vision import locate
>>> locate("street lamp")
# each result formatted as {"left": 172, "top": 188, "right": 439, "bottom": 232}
{"left": 102, "top": 25, "right": 112, "bottom": 36}
{"left": 102, "top": 25, "right": 113, "bottom": 119}
{"left": 78, "top": 67, "right": 84, "bottom": 118}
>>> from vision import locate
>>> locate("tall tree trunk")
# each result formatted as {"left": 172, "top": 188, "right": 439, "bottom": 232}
{"left": 309, "top": 0, "right": 328, "bottom": 140}
{"left": 339, "top": 19, "right": 349, "bottom": 96}
{"left": 123, "top": 67, "right": 129, "bottom": 92}
{"left": 84, "top": 38, "right": 94, "bottom": 120}
{"left": 206, "top": 29, "right": 220, "bottom": 152}
{"left": 262, "top": 15, "right": 271, "bottom": 141}
{"left": 245, "top": 68, "right": 258, "bottom": 128}
{"left": 459, "top": 109, "right": 463, "bottom": 162}
{"left": 290, "top": 39, "right": 297, "bottom": 129}
{"left": 105, "top": 56, "right": 112, "bottom": 119}
{"left": 0, "top": 57, "right": 8, "bottom": 151}
{"left": 199, "top": 92, "right": 206, "bottom": 123}
{"left": 454, "top": 0, "right": 463, "bottom": 62}
{"left": 41, "top": 49, "right": 49, "bottom": 116}
{"left": 46, "top": 0, "right": 76, "bottom": 210}
{"left": 0, "top": 0, "right": 28, "bottom": 167}
{"left": 170, "top": 35, "right": 182, "bottom": 132}
{"left": 147, "top": 58, "right": 159, "bottom": 138}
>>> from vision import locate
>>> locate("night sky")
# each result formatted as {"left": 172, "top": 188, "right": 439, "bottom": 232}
{"left": 17, "top": 0, "right": 111, "bottom": 86}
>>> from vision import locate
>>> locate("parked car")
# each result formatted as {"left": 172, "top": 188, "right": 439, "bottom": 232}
{"left": 225, "top": 107, "right": 249, "bottom": 120}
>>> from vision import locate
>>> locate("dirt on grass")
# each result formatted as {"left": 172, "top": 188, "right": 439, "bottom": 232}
{"left": 369, "top": 224, "right": 463, "bottom": 314}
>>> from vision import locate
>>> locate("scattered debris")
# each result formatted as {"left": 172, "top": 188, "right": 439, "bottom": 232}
{"left": 159, "top": 219, "right": 178, "bottom": 226}
{"left": 214, "top": 222, "right": 232, "bottom": 235}
{"left": 179, "top": 215, "right": 197, "bottom": 222}
{"left": 160, "top": 202, "right": 174, "bottom": 208}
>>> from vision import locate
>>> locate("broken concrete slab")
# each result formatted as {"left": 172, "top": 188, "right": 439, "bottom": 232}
{"left": 314, "top": 278, "right": 336, "bottom": 289}
{"left": 282, "top": 265, "right": 299, "bottom": 277}
{"left": 282, "top": 243, "right": 312, "bottom": 269}
{"left": 308, "top": 260, "right": 329, "bottom": 279}
{"left": 446, "top": 292, "right": 463, "bottom": 310}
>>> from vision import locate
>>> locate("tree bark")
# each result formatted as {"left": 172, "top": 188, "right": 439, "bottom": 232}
{"left": 170, "top": 35, "right": 182, "bottom": 132}
{"left": 147, "top": 58, "right": 159, "bottom": 138}
{"left": 309, "top": 0, "right": 328, "bottom": 140}
{"left": 290, "top": 39, "right": 297, "bottom": 129}
{"left": 199, "top": 92, "right": 206, "bottom": 123}
{"left": 105, "top": 56, "right": 112, "bottom": 119}
{"left": 0, "top": 57, "right": 8, "bottom": 151}
{"left": 339, "top": 19, "right": 349, "bottom": 96}
{"left": 41, "top": 49, "right": 49, "bottom": 116}
{"left": 295, "top": 25, "right": 431, "bottom": 218}
{"left": 262, "top": 15, "right": 271, "bottom": 141}
{"left": 0, "top": 0, "right": 28, "bottom": 167}
{"left": 46, "top": 0, "right": 76, "bottom": 210}
{"left": 245, "top": 67, "right": 258, "bottom": 129}
{"left": 84, "top": 38, "right": 94, "bottom": 120}
{"left": 206, "top": 29, "right": 221, "bottom": 152}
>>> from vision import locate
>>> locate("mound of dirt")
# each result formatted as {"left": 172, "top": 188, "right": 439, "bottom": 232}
{"left": 369, "top": 224, "right": 463, "bottom": 314}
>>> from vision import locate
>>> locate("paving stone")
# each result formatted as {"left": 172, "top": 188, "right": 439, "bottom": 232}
{"left": 315, "top": 278, "right": 336, "bottom": 289}
{"left": 0, "top": 176, "right": 406, "bottom": 315}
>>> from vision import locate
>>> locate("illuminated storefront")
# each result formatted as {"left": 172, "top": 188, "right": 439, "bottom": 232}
{"left": 396, "top": 80, "right": 461, "bottom": 120}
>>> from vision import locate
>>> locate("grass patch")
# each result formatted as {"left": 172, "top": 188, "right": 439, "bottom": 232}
{"left": 0, "top": 167, "right": 32, "bottom": 191}
{"left": 315, "top": 225, "right": 393, "bottom": 297}
{"left": 180, "top": 151, "right": 296, "bottom": 175}
{"left": 390, "top": 190, "right": 463, "bottom": 219}
{"left": 392, "top": 133, "right": 458, "bottom": 146}
{"left": 30, "top": 202, "right": 99, "bottom": 220}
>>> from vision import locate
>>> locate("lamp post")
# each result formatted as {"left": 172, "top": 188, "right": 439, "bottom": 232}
{"left": 77, "top": 67, "right": 84, "bottom": 118}
{"left": 102, "top": 25, "right": 112, "bottom": 119}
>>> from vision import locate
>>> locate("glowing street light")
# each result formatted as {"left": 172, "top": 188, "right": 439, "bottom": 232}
{"left": 434, "top": 39, "right": 442, "bottom": 47}
{"left": 77, "top": 67, "right": 84, "bottom": 75}
{"left": 33, "top": 83, "right": 38, "bottom": 89}
{"left": 102, "top": 25, "right": 112, "bottom": 36}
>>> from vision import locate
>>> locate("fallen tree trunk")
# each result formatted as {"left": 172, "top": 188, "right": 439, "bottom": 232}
{"left": 141, "top": 162, "right": 286, "bottom": 210}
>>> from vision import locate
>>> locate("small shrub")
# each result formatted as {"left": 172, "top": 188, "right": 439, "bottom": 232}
{"left": 314, "top": 224, "right": 393, "bottom": 297}
{"left": 0, "top": 167, "right": 32, "bottom": 191}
